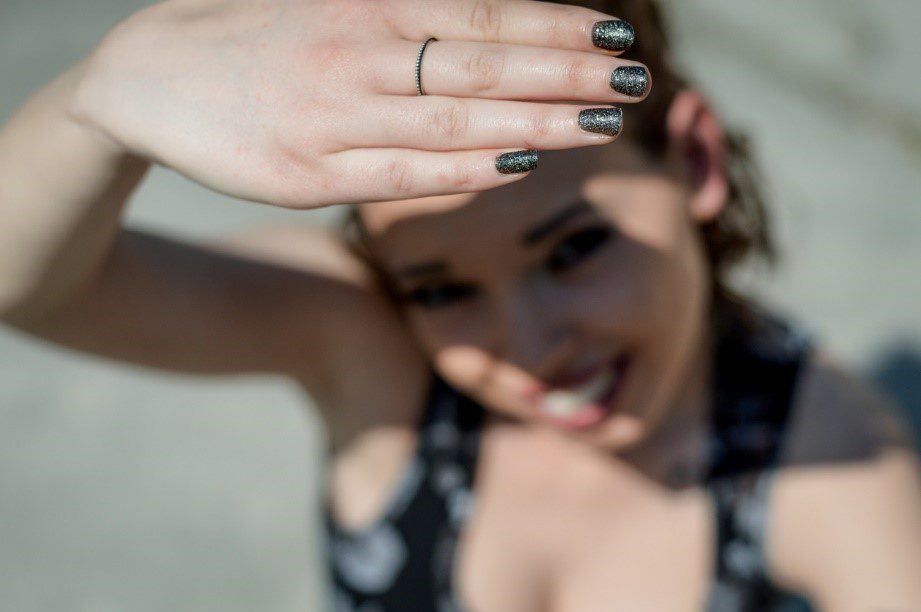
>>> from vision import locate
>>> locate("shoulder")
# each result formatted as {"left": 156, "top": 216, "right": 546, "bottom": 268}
{"left": 767, "top": 352, "right": 921, "bottom": 610}
{"left": 214, "top": 223, "right": 429, "bottom": 447}
{"left": 779, "top": 352, "right": 911, "bottom": 465}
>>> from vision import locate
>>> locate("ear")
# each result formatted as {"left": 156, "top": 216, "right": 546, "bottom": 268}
{"left": 665, "top": 89, "right": 729, "bottom": 222}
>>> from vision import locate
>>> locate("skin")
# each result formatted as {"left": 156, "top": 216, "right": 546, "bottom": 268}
{"left": 358, "top": 143, "right": 711, "bottom": 454}
{"left": 1, "top": 2, "right": 920, "bottom": 609}
{"left": 68, "top": 0, "right": 650, "bottom": 208}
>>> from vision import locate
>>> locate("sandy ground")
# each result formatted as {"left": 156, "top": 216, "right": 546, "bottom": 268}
{"left": 1, "top": 1, "right": 919, "bottom": 610}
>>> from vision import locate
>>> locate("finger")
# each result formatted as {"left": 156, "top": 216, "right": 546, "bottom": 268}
{"left": 388, "top": 0, "right": 636, "bottom": 55}
{"left": 333, "top": 95, "right": 623, "bottom": 152}
{"left": 374, "top": 40, "right": 651, "bottom": 102}
{"left": 320, "top": 148, "right": 539, "bottom": 203}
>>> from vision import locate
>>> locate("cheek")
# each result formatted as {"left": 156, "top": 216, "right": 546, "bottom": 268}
{"left": 564, "top": 237, "right": 681, "bottom": 341}
{"left": 604, "top": 204, "right": 708, "bottom": 336}
{"left": 657, "top": 215, "right": 711, "bottom": 325}
{"left": 611, "top": 223, "right": 708, "bottom": 365}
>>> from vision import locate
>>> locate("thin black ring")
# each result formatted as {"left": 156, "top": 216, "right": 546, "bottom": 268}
{"left": 415, "top": 37, "right": 438, "bottom": 96}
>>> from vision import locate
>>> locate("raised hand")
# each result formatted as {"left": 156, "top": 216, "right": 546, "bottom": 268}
{"left": 71, "top": 0, "right": 651, "bottom": 208}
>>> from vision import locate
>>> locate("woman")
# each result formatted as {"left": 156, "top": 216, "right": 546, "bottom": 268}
{"left": 1, "top": 0, "right": 919, "bottom": 610}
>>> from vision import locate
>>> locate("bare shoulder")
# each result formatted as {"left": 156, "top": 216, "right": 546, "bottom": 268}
{"left": 215, "top": 223, "right": 429, "bottom": 448}
{"left": 767, "top": 352, "right": 921, "bottom": 610}
{"left": 778, "top": 351, "right": 911, "bottom": 466}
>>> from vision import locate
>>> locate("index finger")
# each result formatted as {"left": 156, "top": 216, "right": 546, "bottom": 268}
{"left": 388, "top": 0, "right": 636, "bottom": 55}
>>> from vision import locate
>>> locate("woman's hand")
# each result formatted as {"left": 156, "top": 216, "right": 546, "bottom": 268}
{"left": 71, "top": 0, "right": 651, "bottom": 208}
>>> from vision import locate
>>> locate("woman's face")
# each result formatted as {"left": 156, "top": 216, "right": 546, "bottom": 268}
{"left": 359, "top": 142, "right": 712, "bottom": 451}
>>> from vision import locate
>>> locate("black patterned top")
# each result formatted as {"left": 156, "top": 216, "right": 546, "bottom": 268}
{"left": 326, "top": 311, "right": 815, "bottom": 612}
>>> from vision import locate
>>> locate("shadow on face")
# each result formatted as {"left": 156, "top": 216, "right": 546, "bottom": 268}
{"left": 355, "top": 143, "right": 713, "bottom": 451}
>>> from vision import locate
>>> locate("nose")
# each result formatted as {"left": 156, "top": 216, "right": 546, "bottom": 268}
{"left": 493, "top": 283, "right": 570, "bottom": 377}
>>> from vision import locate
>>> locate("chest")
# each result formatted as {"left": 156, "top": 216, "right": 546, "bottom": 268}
{"left": 452, "top": 427, "right": 716, "bottom": 612}
{"left": 327, "top": 422, "right": 763, "bottom": 612}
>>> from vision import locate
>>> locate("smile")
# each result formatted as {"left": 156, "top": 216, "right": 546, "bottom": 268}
{"left": 532, "top": 355, "right": 631, "bottom": 431}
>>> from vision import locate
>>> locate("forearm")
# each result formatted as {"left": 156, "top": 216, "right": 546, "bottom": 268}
{"left": 0, "top": 61, "right": 149, "bottom": 325}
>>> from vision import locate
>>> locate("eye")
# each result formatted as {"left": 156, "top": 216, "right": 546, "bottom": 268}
{"left": 402, "top": 282, "right": 477, "bottom": 309}
{"left": 545, "top": 226, "right": 613, "bottom": 274}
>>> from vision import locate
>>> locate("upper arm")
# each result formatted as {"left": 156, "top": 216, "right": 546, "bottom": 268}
{"left": 768, "top": 356, "right": 921, "bottom": 610}
{"left": 13, "top": 225, "right": 421, "bottom": 405}
{"left": 206, "top": 224, "right": 427, "bottom": 422}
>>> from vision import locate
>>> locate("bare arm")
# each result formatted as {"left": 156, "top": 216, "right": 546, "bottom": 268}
{"left": 0, "top": 63, "right": 297, "bottom": 375}
{"left": 0, "top": 0, "right": 647, "bottom": 428}
{"left": 0, "top": 64, "right": 421, "bottom": 416}
{"left": 769, "top": 358, "right": 921, "bottom": 610}
{"left": 773, "top": 449, "right": 921, "bottom": 611}
{"left": 1, "top": 0, "right": 655, "bottom": 378}
{"left": 0, "top": 64, "right": 147, "bottom": 326}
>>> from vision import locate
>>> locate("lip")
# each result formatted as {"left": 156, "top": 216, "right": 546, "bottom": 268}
{"left": 529, "top": 355, "right": 632, "bottom": 431}
{"left": 540, "top": 362, "right": 608, "bottom": 391}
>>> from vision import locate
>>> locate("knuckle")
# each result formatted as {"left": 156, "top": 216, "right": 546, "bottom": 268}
{"left": 545, "top": 6, "right": 583, "bottom": 47}
{"left": 269, "top": 131, "right": 308, "bottom": 175}
{"left": 561, "top": 57, "right": 590, "bottom": 95}
{"left": 468, "top": 0, "right": 504, "bottom": 41}
{"left": 266, "top": 135, "right": 323, "bottom": 208}
{"left": 465, "top": 46, "right": 506, "bottom": 93}
{"left": 300, "top": 40, "right": 371, "bottom": 93}
{"left": 448, "top": 157, "right": 477, "bottom": 190}
{"left": 429, "top": 99, "right": 470, "bottom": 144}
{"left": 305, "top": 38, "right": 347, "bottom": 67}
{"left": 384, "top": 158, "right": 415, "bottom": 196}
{"left": 529, "top": 107, "right": 555, "bottom": 140}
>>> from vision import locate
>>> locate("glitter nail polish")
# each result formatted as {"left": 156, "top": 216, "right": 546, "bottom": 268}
{"left": 610, "top": 66, "right": 649, "bottom": 97}
{"left": 578, "top": 107, "right": 623, "bottom": 136}
{"left": 496, "top": 150, "right": 539, "bottom": 174}
{"left": 592, "top": 20, "right": 635, "bottom": 52}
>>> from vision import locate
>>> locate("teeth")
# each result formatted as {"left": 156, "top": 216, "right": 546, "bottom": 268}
{"left": 539, "top": 367, "right": 617, "bottom": 418}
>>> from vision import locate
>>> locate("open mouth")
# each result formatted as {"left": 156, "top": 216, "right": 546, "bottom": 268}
{"left": 531, "top": 355, "right": 631, "bottom": 431}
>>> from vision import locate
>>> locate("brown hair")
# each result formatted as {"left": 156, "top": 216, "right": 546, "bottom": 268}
{"left": 345, "top": 0, "right": 775, "bottom": 312}
{"left": 566, "top": 0, "right": 775, "bottom": 309}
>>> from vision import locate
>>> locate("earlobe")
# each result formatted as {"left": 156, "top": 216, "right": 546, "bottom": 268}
{"left": 666, "top": 90, "right": 730, "bottom": 222}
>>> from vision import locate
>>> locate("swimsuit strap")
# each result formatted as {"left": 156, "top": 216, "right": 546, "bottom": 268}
{"left": 417, "top": 376, "right": 485, "bottom": 612}
{"left": 705, "top": 310, "right": 813, "bottom": 612}
{"left": 327, "top": 374, "right": 484, "bottom": 612}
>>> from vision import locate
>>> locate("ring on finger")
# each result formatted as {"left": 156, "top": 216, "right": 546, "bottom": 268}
{"left": 415, "top": 37, "right": 438, "bottom": 96}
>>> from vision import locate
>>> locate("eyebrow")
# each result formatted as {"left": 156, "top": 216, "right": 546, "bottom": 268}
{"left": 394, "top": 199, "right": 594, "bottom": 280}
{"left": 522, "top": 198, "right": 592, "bottom": 246}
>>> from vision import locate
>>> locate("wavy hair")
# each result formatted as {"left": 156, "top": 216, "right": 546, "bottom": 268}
{"left": 344, "top": 0, "right": 776, "bottom": 315}
{"left": 566, "top": 0, "right": 775, "bottom": 306}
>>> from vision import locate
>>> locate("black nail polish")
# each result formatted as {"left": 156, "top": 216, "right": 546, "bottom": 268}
{"left": 610, "top": 66, "right": 649, "bottom": 97}
{"left": 496, "top": 150, "right": 539, "bottom": 174}
{"left": 592, "top": 20, "right": 635, "bottom": 52}
{"left": 579, "top": 107, "right": 623, "bottom": 136}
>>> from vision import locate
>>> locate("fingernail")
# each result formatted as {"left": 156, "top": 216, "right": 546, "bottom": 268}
{"left": 610, "top": 66, "right": 649, "bottom": 97}
{"left": 578, "top": 107, "right": 623, "bottom": 136}
{"left": 496, "top": 150, "right": 539, "bottom": 174}
{"left": 592, "top": 20, "right": 635, "bottom": 52}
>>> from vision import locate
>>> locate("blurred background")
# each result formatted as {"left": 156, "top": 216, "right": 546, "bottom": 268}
{"left": 1, "top": 1, "right": 919, "bottom": 610}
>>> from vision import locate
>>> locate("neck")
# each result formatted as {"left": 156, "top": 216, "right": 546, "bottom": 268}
{"left": 618, "top": 325, "right": 715, "bottom": 490}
